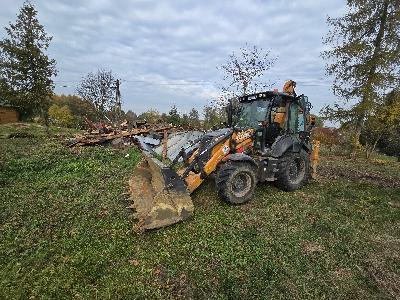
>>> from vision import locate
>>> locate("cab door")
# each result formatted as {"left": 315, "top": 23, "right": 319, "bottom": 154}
{"left": 287, "top": 102, "right": 305, "bottom": 133}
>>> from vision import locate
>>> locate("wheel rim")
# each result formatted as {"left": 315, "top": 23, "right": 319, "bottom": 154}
{"left": 288, "top": 156, "right": 305, "bottom": 184}
{"left": 231, "top": 172, "right": 252, "bottom": 198}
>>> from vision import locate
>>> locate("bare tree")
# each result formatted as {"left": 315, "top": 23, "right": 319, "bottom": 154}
{"left": 76, "top": 69, "right": 117, "bottom": 119}
{"left": 217, "top": 44, "right": 277, "bottom": 104}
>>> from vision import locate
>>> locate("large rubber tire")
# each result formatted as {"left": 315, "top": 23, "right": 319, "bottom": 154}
{"left": 216, "top": 162, "right": 257, "bottom": 204}
{"left": 274, "top": 149, "right": 311, "bottom": 192}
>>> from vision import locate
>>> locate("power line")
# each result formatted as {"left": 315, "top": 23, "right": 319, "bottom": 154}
{"left": 54, "top": 78, "right": 334, "bottom": 87}
{"left": 120, "top": 79, "right": 215, "bottom": 86}
{"left": 54, "top": 80, "right": 217, "bottom": 88}
{"left": 53, "top": 80, "right": 215, "bottom": 84}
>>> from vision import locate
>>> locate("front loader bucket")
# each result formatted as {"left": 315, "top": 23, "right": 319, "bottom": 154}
{"left": 129, "top": 152, "right": 194, "bottom": 230}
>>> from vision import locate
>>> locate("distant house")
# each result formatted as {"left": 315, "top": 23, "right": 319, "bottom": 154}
{"left": 0, "top": 101, "right": 19, "bottom": 124}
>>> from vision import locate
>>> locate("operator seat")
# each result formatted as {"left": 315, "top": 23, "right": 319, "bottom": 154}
{"left": 265, "top": 122, "right": 282, "bottom": 145}
{"left": 265, "top": 106, "right": 286, "bottom": 145}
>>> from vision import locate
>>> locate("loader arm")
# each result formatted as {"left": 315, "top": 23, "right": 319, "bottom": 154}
{"left": 181, "top": 129, "right": 255, "bottom": 193}
{"left": 129, "top": 128, "right": 254, "bottom": 230}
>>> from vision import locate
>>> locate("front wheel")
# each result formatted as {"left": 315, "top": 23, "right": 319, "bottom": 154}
{"left": 274, "top": 150, "right": 311, "bottom": 191}
{"left": 216, "top": 162, "right": 257, "bottom": 204}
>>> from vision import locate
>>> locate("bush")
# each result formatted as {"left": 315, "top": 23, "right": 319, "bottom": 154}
{"left": 48, "top": 104, "right": 74, "bottom": 127}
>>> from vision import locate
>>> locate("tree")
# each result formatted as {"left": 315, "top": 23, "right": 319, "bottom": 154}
{"left": 76, "top": 69, "right": 117, "bottom": 119}
{"left": 160, "top": 112, "right": 168, "bottom": 123}
{"left": 361, "top": 88, "right": 400, "bottom": 158}
{"left": 181, "top": 113, "right": 190, "bottom": 126}
{"left": 48, "top": 104, "right": 74, "bottom": 127}
{"left": 312, "top": 115, "right": 324, "bottom": 128}
{"left": 312, "top": 127, "right": 342, "bottom": 153}
{"left": 379, "top": 125, "right": 400, "bottom": 161}
{"left": 321, "top": 0, "right": 400, "bottom": 154}
{"left": 52, "top": 94, "right": 98, "bottom": 127}
{"left": 138, "top": 109, "right": 160, "bottom": 124}
{"left": 218, "top": 44, "right": 276, "bottom": 104}
{"left": 188, "top": 108, "right": 200, "bottom": 127}
{"left": 124, "top": 110, "right": 137, "bottom": 123}
{"left": 167, "top": 104, "right": 181, "bottom": 125}
{"left": 203, "top": 104, "right": 226, "bottom": 130}
{"left": 0, "top": 1, "right": 57, "bottom": 121}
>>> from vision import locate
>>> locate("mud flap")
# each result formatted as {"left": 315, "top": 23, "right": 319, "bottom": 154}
{"left": 129, "top": 152, "right": 194, "bottom": 230}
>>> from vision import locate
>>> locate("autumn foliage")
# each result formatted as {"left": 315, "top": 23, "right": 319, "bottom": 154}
{"left": 312, "top": 127, "right": 342, "bottom": 153}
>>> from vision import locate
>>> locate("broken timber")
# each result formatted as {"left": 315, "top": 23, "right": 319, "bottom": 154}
{"left": 67, "top": 125, "right": 174, "bottom": 147}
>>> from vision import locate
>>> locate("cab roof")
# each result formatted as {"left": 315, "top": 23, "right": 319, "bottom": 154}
{"left": 238, "top": 91, "right": 295, "bottom": 103}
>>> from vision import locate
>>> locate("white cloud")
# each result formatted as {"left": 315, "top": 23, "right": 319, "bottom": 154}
{"left": 0, "top": 0, "right": 347, "bottom": 115}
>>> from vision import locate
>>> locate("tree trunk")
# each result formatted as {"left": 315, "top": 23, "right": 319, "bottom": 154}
{"left": 365, "top": 142, "right": 370, "bottom": 159}
{"left": 242, "top": 81, "right": 248, "bottom": 96}
{"left": 370, "top": 135, "right": 381, "bottom": 155}
{"left": 41, "top": 108, "right": 50, "bottom": 135}
{"left": 351, "top": 126, "right": 361, "bottom": 157}
{"left": 365, "top": 134, "right": 382, "bottom": 160}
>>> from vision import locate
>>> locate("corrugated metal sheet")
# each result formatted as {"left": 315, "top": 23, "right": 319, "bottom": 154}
{"left": 154, "top": 131, "right": 204, "bottom": 161}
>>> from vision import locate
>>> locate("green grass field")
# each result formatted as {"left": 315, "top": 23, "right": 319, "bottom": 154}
{"left": 1, "top": 123, "right": 399, "bottom": 299}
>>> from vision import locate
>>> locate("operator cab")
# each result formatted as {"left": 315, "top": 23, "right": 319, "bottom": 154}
{"left": 233, "top": 91, "right": 312, "bottom": 151}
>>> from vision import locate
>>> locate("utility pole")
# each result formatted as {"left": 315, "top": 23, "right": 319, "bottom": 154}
{"left": 115, "top": 79, "right": 121, "bottom": 123}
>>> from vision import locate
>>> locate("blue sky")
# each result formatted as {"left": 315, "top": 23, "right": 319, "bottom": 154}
{"left": 0, "top": 0, "right": 347, "bottom": 116}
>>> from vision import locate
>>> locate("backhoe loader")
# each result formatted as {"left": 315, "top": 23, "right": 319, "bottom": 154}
{"left": 129, "top": 88, "right": 319, "bottom": 229}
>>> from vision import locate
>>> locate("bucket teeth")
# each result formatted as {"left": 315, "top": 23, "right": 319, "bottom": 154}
{"left": 128, "top": 156, "right": 194, "bottom": 230}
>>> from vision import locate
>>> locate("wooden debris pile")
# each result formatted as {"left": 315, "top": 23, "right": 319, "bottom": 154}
{"left": 66, "top": 124, "right": 174, "bottom": 147}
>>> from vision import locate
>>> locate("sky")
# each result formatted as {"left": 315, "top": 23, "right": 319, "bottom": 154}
{"left": 0, "top": 0, "right": 347, "bottom": 116}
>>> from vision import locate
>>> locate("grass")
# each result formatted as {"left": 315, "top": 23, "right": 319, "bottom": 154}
{"left": 0, "top": 122, "right": 80, "bottom": 139}
{"left": 1, "top": 123, "right": 399, "bottom": 299}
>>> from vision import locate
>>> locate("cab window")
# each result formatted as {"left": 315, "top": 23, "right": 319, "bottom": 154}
{"left": 288, "top": 102, "right": 305, "bottom": 133}
{"left": 297, "top": 108, "right": 305, "bottom": 132}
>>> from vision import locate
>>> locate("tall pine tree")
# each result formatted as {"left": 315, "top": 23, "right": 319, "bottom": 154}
{"left": 0, "top": 1, "right": 57, "bottom": 120}
{"left": 322, "top": 0, "right": 399, "bottom": 152}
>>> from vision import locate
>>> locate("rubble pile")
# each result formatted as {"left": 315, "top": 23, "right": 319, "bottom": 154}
{"left": 66, "top": 118, "right": 201, "bottom": 152}
{"left": 66, "top": 123, "right": 174, "bottom": 147}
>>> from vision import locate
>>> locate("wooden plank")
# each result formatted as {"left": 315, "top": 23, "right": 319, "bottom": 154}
{"left": 68, "top": 125, "right": 175, "bottom": 147}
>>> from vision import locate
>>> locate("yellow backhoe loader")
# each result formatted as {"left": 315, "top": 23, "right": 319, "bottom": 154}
{"left": 129, "top": 88, "right": 319, "bottom": 230}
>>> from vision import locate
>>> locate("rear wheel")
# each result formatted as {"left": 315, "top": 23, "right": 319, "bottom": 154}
{"left": 216, "top": 162, "right": 257, "bottom": 204}
{"left": 274, "top": 150, "right": 311, "bottom": 191}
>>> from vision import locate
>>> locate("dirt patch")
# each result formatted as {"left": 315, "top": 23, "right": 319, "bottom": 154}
{"left": 152, "top": 266, "right": 192, "bottom": 299}
{"left": 364, "top": 258, "right": 400, "bottom": 299}
{"left": 362, "top": 235, "right": 400, "bottom": 299}
{"left": 302, "top": 241, "right": 324, "bottom": 254}
{"left": 318, "top": 164, "right": 399, "bottom": 188}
